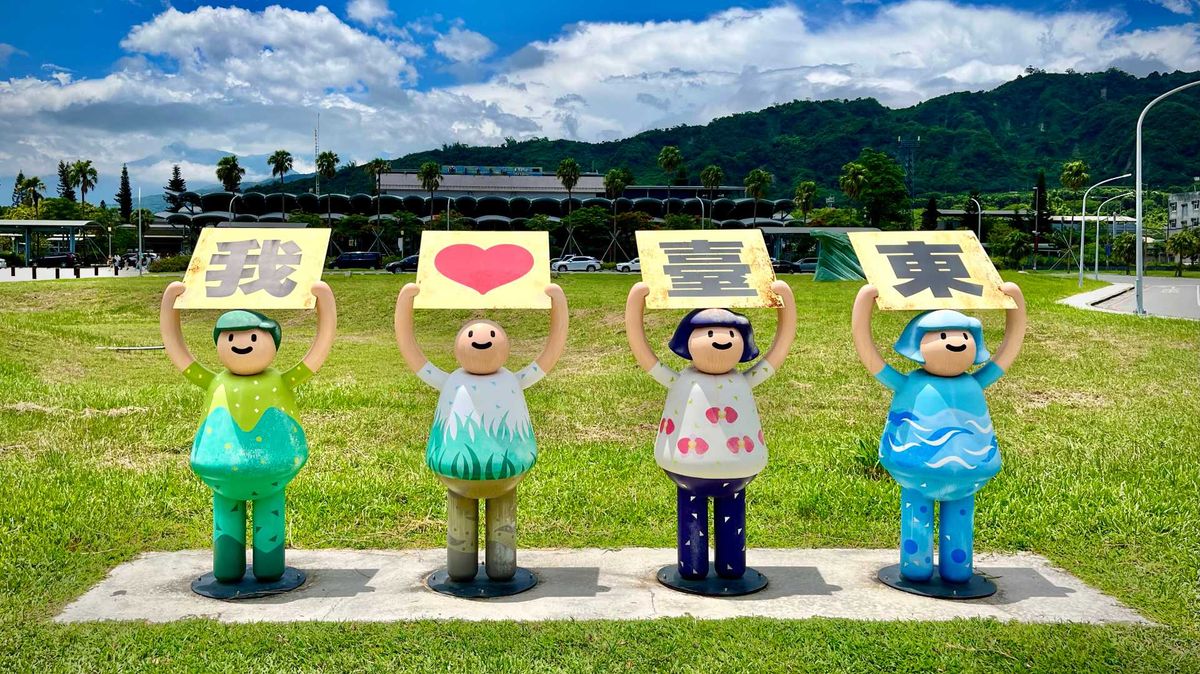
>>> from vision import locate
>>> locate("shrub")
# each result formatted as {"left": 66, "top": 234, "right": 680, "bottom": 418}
{"left": 149, "top": 255, "right": 190, "bottom": 273}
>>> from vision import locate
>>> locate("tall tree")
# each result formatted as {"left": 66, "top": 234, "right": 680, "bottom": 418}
{"left": 12, "top": 170, "right": 25, "bottom": 206}
{"left": 700, "top": 164, "right": 724, "bottom": 201}
{"left": 743, "top": 168, "right": 773, "bottom": 228}
{"left": 839, "top": 162, "right": 867, "bottom": 203}
{"left": 71, "top": 159, "right": 98, "bottom": 205}
{"left": 19, "top": 176, "right": 46, "bottom": 217}
{"left": 115, "top": 164, "right": 133, "bottom": 223}
{"left": 1164, "top": 227, "right": 1200, "bottom": 277}
{"left": 418, "top": 161, "right": 442, "bottom": 224}
{"left": 215, "top": 155, "right": 246, "bottom": 192}
{"left": 363, "top": 158, "right": 391, "bottom": 226}
{"left": 793, "top": 180, "right": 816, "bottom": 225}
{"left": 556, "top": 157, "right": 581, "bottom": 216}
{"left": 164, "top": 164, "right": 187, "bottom": 212}
{"left": 921, "top": 196, "right": 940, "bottom": 230}
{"left": 56, "top": 161, "right": 76, "bottom": 201}
{"left": 657, "top": 145, "right": 683, "bottom": 214}
{"left": 602, "top": 168, "right": 630, "bottom": 253}
{"left": 839, "top": 149, "right": 907, "bottom": 228}
{"left": 1059, "top": 160, "right": 1090, "bottom": 197}
{"left": 315, "top": 151, "right": 338, "bottom": 194}
{"left": 268, "top": 149, "right": 294, "bottom": 185}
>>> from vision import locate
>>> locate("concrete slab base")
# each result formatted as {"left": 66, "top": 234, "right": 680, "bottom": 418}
{"left": 55, "top": 548, "right": 1148, "bottom": 624}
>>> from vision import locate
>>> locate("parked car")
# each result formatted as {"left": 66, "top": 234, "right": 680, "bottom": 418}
{"left": 795, "top": 257, "right": 819, "bottom": 273}
{"left": 120, "top": 251, "right": 157, "bottom": 267}
{"left": 330, "top": 251, "right": 383, "bottom": 270}
{"left": 549, "top": 257, "right": 562, "bottom": 269}
{"left": 555, "top": 255, "right": 602, "bottom": 272}
{"left": 616, "top": 257, "right": 641, "bottom": 272}
{"left": 35, "top": 253, "right": 79, "bottom": 268}
{"left": 386, "top": 255, "right": 419, "bottom": 273}
{"left": 0, "top": 258, "right": 7, "bottom": 269}
{"left": 770, "top": 258, "right": 795, "bottom": 273}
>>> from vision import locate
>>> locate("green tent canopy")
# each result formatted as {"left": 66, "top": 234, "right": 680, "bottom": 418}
{"left": 812, "top": 230, "right": 865, "bottom": 281}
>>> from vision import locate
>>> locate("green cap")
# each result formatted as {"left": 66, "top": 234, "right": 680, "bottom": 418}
{"left": 213, "top": 310, "right": 281, "bottom": 348}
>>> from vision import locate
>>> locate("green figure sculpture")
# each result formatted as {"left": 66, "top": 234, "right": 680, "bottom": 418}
{"left": 160, "top": 281, "right": 336, "bottom": 598}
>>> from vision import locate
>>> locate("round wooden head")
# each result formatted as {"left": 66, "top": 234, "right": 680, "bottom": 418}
{"left": 918, "top": 330, "right": 977, "bottom": 377}
{"left": 687, "top": 326, "right": 744, "bottom": 375}
{"left": 216, "top": 328, "right": 278, "bottom": 375}
{"left": 453, "top": 320, "right": 510, "bottom": 374}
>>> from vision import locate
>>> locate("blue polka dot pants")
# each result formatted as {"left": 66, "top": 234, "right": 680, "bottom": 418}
{"left": 899, "top": 488, "right": 975, "bottom": 584}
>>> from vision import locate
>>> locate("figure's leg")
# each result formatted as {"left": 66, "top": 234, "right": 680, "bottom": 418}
{"left": 251, "top": 490, "right": 286, "bottom": 582}
{"left": 677, "top": 486, "right": 709, "bottom": 580}
{"left": 212, "top": 493, "right": 246, "bottom": 583}
{"left": 713, "top": 487, "right": 747, "bottom": 579}
{"left": 899, "top": 487, "right": 935, "bottom": 582}
{"left": 447, "top": 489, "right": 479, "bottom": 582}
{"left": 484, "top": 489, "right": 518, "bottom": 581}
{"left": 938, "top": 495, "right": 976, "bottom": 584}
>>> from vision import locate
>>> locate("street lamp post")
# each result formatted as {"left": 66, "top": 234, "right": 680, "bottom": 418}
{"left": 1078, "top": 173, "right": 1131, "bottom": 287}
{"left": 1031, "top": 185, "right": 1040, "bottom": 271}
{"left": 968, "top": 197, "right": 982, "bottom": 240}
{"left": 1136, "top": 79, "right": 1200, "bottom": 314}
{"left": 1094, "top": 192, "right": 1132, "bottom": 279}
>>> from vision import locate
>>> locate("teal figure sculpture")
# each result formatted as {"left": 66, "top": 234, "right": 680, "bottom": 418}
{"left": 851, "top": 282, "right": 1026, "bottom": 598}
{"left": 160, "top": 281, "right": 337, "bottom": 598}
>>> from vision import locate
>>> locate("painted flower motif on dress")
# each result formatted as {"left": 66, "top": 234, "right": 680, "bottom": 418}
{"left": 705, "top": 406, "right": 738, "bottom": 424}
{"left": 726, "top": 436, "right": 755, "bottom": 453}
{"left": 677, "top": 437, "right": 709, "bottom": 455}
{"left": 659, "top": 417, "right": 676, "bottom": 434}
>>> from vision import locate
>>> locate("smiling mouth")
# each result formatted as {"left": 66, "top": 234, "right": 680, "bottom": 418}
{"left": 945, "top": 344, "right": 967, "bottom": 353}
{"left": 712, "top": 341, "right": 733, "bottom": 351}
{"left": 470, "top": 341, "right": 493, "bottom": 350}
{"left": 231, "top": 345, "right": 254, "bottom": 355}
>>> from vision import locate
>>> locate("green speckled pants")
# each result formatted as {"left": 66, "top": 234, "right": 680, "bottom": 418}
{"left": 212, "top": 491, "right": 287, "bottom": 582}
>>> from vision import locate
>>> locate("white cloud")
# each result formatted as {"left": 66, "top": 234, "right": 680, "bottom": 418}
{"left": 1153, "top": 0, "right": 1196, "bottom": 14}
{"left": 347, "top": 0, "right": 393, "bottom": 25}
{"left": 1, "top": 1, "right": 1199, "bottom": 199}
{"left": 434, "top": 26, "right": 497, "bottom": 63}
{"left": 0, "top": 43, "right": 25, "bottom": 66}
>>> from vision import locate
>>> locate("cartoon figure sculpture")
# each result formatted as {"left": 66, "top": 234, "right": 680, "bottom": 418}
{"left": 851, "top": 282, "right": 1026, "bottom": 598}
{"left": 395, "top": 282, "right": 567, "bottom": 597}
{"left": 625, "top": 281, "right": 796, "bottom": 595}
{"left": 160, "top": 281, "right": 336, "bottom": 598}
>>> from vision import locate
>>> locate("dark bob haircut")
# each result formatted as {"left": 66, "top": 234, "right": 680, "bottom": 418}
{"left": 668, "top": 308, "right": 759, "bottom": 363}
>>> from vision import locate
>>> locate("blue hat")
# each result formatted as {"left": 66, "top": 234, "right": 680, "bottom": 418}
{"left": 893, "top": 310, "right": 989, "bottom": 365}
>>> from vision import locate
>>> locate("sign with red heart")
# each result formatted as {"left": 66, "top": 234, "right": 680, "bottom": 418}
{"left": 415, "top": 231, "right": 551, "bottom": 309}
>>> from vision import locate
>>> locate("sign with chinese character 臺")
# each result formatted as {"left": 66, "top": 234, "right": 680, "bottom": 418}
{"left": 848, "top": 230, "right": 1016, "bottom": 311}
{"left": 635, "top": 229, "right": 780, "bottom": 309}
{"left": 174, "top": 227, "right": 331, "bottom": 310}
{"left": 414, "top": 231, "right": 551, "bottom": 309}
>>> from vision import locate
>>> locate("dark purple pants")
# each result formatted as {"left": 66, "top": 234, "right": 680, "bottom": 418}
{"left": 666, "top": 471, "right": 755, "bottom": 580}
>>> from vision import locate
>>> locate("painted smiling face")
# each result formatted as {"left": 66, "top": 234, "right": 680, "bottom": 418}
{"left": 918, "top": 329, "right": 977, "bottom": 377}
{"left": 454, "top": 320, "right": 510, "bottom": 374}
{"left": 216, "top": 328, "right": 278, "bottom": 375}
{"left": 687, "top": 326, "right": 744, "bottom": 375}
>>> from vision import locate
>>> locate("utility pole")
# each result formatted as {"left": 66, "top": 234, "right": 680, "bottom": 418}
{"left": 314, "top": 113, "right": 320, "bottom": 196}
{"left": 897, "top": 136, "right": 920, "bottom": 229}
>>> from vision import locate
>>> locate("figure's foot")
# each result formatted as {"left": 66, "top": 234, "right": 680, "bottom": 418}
{"left": 426, "top": 564, "right": 537, "bottom": 598}
{"left": 657, "top": 565, "right": 768, "bottom": 597}
{"left": 877, "top": 564, "right": 995, "bottom": 600}
{"left": 192, "top": 566, "right": 306, "bottom": 600}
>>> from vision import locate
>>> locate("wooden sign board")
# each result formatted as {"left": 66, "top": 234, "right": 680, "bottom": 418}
{"left": 175, "top": 227, "right": 331, "bottom": 310}
{"left": 848, "top": 230, "right": 1016, "bottom": 311}
{"left": 414, "top": 231, "right": 551, "bottom": 309}
{"left": 635, "top": 229, "right": 780, "bottom": 310}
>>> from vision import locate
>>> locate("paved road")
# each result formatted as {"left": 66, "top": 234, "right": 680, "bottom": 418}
{"left": 1091, "top": 274, "right": 1200, "bottom": 320}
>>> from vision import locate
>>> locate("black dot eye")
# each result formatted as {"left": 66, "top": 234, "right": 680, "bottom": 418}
{"left": 963, "top": 332, "right": 968, "bottom": 340}
{"left": 707, "top": 330, "right": 714, "bottom": 338}
{"left": 250, "top": 333, "right": 257, "bottom": 343}
{"left": 468, "top": 330, "right": 474, "bottom": 338}
{"left": 490, "top": 330, "right": 495, "bottom": 338}
{"left": 729, "top": 330, "right": 735, "bottom": 338}
{"left": 227, "top": 334, "right": 233, "bottom": 343}
{"left": 940, "top": 332, "right": 946, "bottom": 340}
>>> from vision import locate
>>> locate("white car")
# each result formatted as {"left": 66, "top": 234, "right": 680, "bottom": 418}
{"left": 616, "top": 257, "right": 640, "bottom": 273}
{"left": 555, "top": 255, "right": 601, "bottom": 272}
{"left": 0, "top": 258, "right": 7, "bottom": 269}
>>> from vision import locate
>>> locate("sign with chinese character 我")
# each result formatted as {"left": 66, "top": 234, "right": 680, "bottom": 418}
{"left": 414, "top": 231, "right": 551, "bottom": 309}
{"left": 848, "top": 230, "right": 1016, "bottom": 311}
{"left": 175, "top": 227, "right": 331, "bottom": 310}
{"left": 635, "top": 230, "right": 780, "bottom": 309}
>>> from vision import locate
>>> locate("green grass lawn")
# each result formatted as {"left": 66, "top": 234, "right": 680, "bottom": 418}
{"left": 1, "top": 272, "right": 1198, "bottom": 672}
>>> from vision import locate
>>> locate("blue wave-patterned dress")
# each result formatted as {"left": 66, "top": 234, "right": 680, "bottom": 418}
{"left": 875, "top": 362, "right": 1004, "bottom": 501}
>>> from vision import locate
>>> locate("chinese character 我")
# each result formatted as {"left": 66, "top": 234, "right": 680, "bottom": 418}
{"left": 659, "top": 239, "right": 756, "bottom": 298}
{"left": 205, "top": 239, "right": 302, "bottom": 298}
{"left": 876, "top": 240, "right": 983, "bottom": 298}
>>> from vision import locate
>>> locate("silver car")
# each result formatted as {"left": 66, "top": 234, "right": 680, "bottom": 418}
{"left": 555, "top": 255, "right": 601, "bottom": 272}
{"left": 616, "top": 257, "right": 641, "bottom": 273}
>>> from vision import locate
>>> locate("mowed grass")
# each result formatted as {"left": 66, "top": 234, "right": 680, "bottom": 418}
{"left": 0, "top": 272, "right": 1198, "bottom": 672}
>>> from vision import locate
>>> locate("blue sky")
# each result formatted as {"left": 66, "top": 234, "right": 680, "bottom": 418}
{"left": 1, "top": 0, "right": 1198, "bottom": 198}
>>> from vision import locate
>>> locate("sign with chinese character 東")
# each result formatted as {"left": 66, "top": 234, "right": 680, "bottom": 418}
{"left": 414, "top": 231, "right": 551, "bottom": 309}
{"left": 848, "top": 230, "right": 1016, "bottom": 311}
{"left": 174, "top": 227, "right": 331, "bottom": 310}
{"left": 635, "top": 229, "right": 780, "bottom": 309}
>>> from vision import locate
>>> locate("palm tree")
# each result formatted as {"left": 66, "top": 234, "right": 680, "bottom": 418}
{"left": 1059, "top": 160, "right": 1090, "bottom": 197}
{"left": 268, "top": 150, "right": 293, "bottom": 186}
{"left": 657, "top": 145, "right": 683, "bottom": 215}
{"left": 743, "top": 168, "right": 773, "bottom": 228}
{"left": 1165, "top": 228, "right": 1200, "bottom": 277}
{"left": 699, "top": 164, "right": 723, "bottom": 201}
{"left": 417, "top": 161, "right": 442, "bottom": 226}
{"left": 363, "top": 158, "right": 391, "bottom": 227}
{"left": 794, "top": 180, "right": 817, "bottom": 225}
{"left": 603, "top": 168, "right": 629, "bottom": 259}
{"left": 315, "top": 150, "right": 339, "bottom": 227}
{"left": 19, "top": 176, "right": 47, "bottom": 218}
{"left": 556, "top": 158, "right": 581, "bottom": 217}
{"left": 839, "top": 162, "right": 867, "bottom": 203}
{"left": 215, "top": 156, "right": 246, "bottom": 192}
{"left": 71, "top": 160, "right": 98, "bottom": 206}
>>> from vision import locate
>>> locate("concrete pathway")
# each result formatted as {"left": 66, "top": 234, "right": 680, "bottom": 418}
{"left": 56, "top": 548, "right": 1147, "bottom": 625}
{"left": 1058, "top": 274, "right": 1200, "bottom": 320}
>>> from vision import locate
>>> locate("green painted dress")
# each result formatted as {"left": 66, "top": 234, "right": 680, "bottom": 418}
{"left": 185, "top": 361, "right": 313, "bottom": 500}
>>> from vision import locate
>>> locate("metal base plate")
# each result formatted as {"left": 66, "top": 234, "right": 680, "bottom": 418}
{"left": 191, "top": 566, "right": 306, "bottom": 600}
{"left": 877, "top": 564, "right": 996, "bottom": 600}
{"left": 425, "top": 565, "right": 538, "bottom": 598}
{"left": 657, "top": 565, "right": 769, "bottom": 597}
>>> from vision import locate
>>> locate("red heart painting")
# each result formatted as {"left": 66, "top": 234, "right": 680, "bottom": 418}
{"left": 434, "top": 244, "right": 535, "bottom": 295}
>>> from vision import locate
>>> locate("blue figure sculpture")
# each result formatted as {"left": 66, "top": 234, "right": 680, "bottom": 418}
{"left": 852, "top": 283, "right": 1027, "bottom": 598}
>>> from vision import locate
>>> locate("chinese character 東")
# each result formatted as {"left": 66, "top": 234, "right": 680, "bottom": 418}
{"left": 205, "top": 239, "right": 302, "bottom": 298}
{"left": 876, "top": 240, "right": 983, "bottom": 298}
{"left": 659, "top": 239, "right": 756, "bottom": 298}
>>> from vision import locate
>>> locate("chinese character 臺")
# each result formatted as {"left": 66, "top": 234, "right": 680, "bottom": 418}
{"left": 660, "top": 239, "right": 756, "bottom": 298}
{"left": 205, "top": 239, "right": 303, "bottom": 298}
{"left": 876, "top": 240, "right": 983, "bottom": 298}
